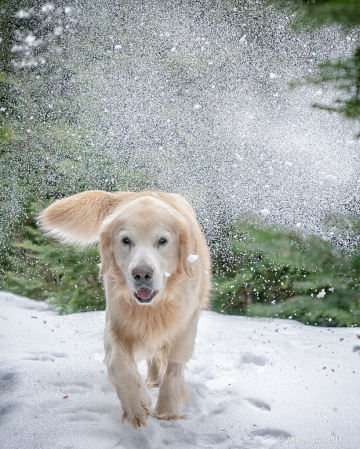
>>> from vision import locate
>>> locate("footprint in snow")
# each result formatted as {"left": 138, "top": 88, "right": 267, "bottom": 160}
{"left": 244, "top": 397, "right": 271, "bottom": 411}
{"left": 241, "top": 353, "right": 267, "bottom": 367}
{"left": 241, "top": 428, "right": 291, "bottom": 449}
{"left": 51, "top": 380, "right": 93, "bottom": 389}
{"left": 23, "top": 351, "right": 68, "bottom": 361}
{"left": 0, "top": 372, "right": 16, "bottom": 392}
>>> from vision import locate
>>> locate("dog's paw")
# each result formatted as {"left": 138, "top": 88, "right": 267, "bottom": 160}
{"left": 155, "top": 412, "right": 185, "bottom": 420}
{"left": 121, "top": 394, "right": 153, "bottom": 429}
{"left": 155, "top": 397, "right": 183, "bottom": 420}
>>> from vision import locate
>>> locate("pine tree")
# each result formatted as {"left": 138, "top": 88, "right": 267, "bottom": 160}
{"left": 213, "top": 212, "right": 360, "bottom": 327}
{"left": 0, "top": 0, "right": 81, "bottom": 270}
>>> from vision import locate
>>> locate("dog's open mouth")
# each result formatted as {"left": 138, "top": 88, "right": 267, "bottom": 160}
{"left": 134, "top": 288, "right": 157, "bottom": 304}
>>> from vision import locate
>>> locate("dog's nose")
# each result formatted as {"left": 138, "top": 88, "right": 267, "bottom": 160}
{"left": 132, "top": 265, "right": 153, "bottom": 282}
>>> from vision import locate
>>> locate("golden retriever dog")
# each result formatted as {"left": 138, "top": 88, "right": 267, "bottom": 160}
{"left": 39, "top": 190, "right": 211, "bottom": 428}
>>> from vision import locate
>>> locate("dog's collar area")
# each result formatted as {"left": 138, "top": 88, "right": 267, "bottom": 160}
{"left": 133, "top": 290, "right": 157, "bottom": 304}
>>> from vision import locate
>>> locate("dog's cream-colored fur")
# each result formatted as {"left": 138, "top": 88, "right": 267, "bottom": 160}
{"left": 39, "top": 191, "right": 211, "bottom": 428}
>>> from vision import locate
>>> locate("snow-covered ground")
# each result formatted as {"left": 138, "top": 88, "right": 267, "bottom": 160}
{"left": 0, "top": 291, "right": 359, "bottom": 449}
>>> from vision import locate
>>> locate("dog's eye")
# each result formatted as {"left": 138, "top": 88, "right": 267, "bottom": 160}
{"left": 122, "top": 237, "right": 131, "bottom": 245}
{"left": 158, "top": 238, "right": 167, "bottom": 245}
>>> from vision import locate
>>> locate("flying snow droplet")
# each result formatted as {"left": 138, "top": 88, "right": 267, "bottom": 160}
{"left": 93, "top": 352, "right": 104, "bottom": 362}
{"left": 269, "top": 73, "right": 277, "bottom": 79}
{"left": 193, "top": 104, "right": 202, "bottom": 110}
{"left": 284, "top": 161, "right": 292, "bottom": 167}
{"left": 239, "top": 35, "right": 246, "bottom": 44}
{"left": 41, "top": 3, "right": 54, "bottom": 13}
{"left": 114, "top": 45, "right": 122, "bottom": 50}
{"left": 260, "top": 209, "right": 270, "bottom": 217}
{"left": 188, "top": 255, "right": 198, "bottom": 263}
{"left": 235, "top": 154, "right": 243, "bottom": 162}
{"left": 25, "top": 34, "right": 36, "bottom": 45}
{"left": 16, "top": 10, "right": 31, "bottom": 18}
{"left": 164, "top": 272, "right": 170, "bottom": 277}
{"left": 320, "top": 175, "right": 337, "bottom": 188}
{"left": 317, "top": 289, "right": 326, "bottom": 298}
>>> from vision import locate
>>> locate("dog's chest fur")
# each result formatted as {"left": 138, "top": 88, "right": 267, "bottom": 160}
{"left": 108, "top": 294, "right": 187, "bottom": 359}
{"left": 105, "top": 269, "right": 197, "bottom": 356}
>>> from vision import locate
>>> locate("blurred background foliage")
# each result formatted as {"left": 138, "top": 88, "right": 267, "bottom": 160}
{"left": 212, "top": 213, "right": 360, "bottom": 327}
{"left": 1, "top": 0, "right": 360, "bottom": 326}
{"left": 2, "top": 202, "right": 104, "bottom": 314}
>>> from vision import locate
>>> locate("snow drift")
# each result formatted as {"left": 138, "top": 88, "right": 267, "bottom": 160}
{"left": 0, "top": 292, "right": 359, "bottom": 448}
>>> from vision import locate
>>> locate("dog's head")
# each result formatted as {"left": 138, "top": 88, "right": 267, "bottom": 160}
{"left": 39, "top": 191, "right": 195, "bottom": 306}
{"left": 99, "top": 196, "right": 194, "bottom": 304}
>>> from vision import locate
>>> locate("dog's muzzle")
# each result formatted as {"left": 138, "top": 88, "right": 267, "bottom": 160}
{"left": 134, "top": 288, "right": 157, "bottom": 304}
{"left": 132, "top": 265, "right": 157, "bottom": 303}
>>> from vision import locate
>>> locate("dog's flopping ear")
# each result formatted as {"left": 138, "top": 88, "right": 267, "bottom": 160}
{"left": 38, "top": 190, "right": 131, "bottom": 246}
{"left": 98, "top": 219, "right": 116, "bottom": 276}
{"left": 98, "top": 220, "right": 114, "bottom": 276}
{"left": 178, "top": 220, "right": 196, "bottom": 279}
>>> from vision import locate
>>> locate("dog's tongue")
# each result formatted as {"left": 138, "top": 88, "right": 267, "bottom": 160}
{"left": 137, "top": 288, "right": 153, "bottom": 300}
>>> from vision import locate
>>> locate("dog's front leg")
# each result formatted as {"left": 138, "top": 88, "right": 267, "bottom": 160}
{"left": 146, "top": 357, "right": 161, "bottom": 388}
{"left": 155, "top": 361, "right": 187, "bottom": 419}
{"left": 155, "top": 311, "right": 198, "bottom": 419}
{"left": 104, "top": 330, "right": 153, "bottom": 429}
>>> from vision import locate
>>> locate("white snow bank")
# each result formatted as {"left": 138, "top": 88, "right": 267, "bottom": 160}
{"left": 0, "top": 292, "right": 359, "bottom": 449}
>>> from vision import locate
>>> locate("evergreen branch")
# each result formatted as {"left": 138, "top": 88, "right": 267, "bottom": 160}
{"left": 269, "top": 0, "right": 360, "bottom": 30}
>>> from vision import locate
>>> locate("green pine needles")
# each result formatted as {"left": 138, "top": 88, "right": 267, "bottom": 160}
{"left": 1, "top": 201, "right": 105, "bottom": 314}
{"left": 212, "top": 213, "right": 360, "bottom": 327}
